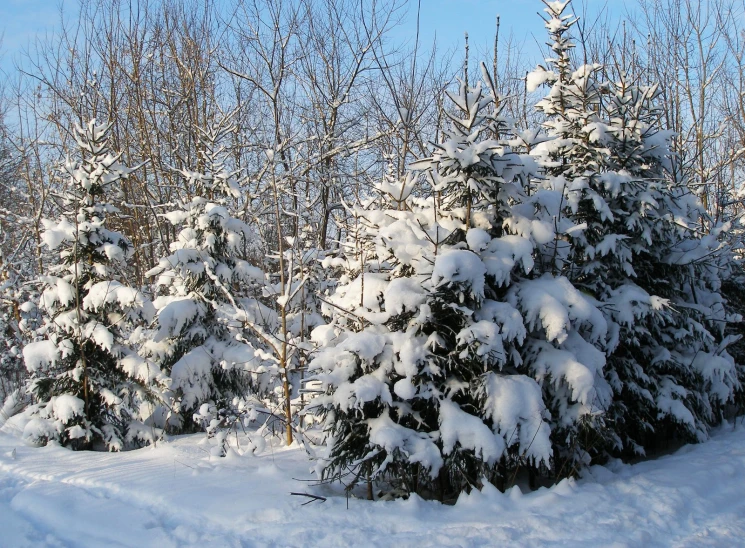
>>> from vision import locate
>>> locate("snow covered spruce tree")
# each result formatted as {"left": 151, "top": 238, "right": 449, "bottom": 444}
{"left": 21, "top": 119, "right": 160, "bottom": 450}
{"left": 482, "top": 0, "right": 615, "bottom": 473}
{"left": 145, "top": 118, "right": 275, "bottom": 436}
{"left": 529, "top": 0, "right": 738, "bottom": 458}
{"left": 594, "top": 77, "right": 737, "bottom": 455}
{"left": 527, "top": 0, "right": 607, "bottom": 278}
{"left": 307, "top": 67, "right": 612, "bottom": 499}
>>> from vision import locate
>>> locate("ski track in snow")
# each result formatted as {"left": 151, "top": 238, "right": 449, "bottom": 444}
{"left": 1, "top": 422, "right": 745, "bottom": 547}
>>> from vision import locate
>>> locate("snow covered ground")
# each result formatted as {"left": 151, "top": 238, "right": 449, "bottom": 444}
{"left": 1, "top": 418, "right": 745, "bottom": 547}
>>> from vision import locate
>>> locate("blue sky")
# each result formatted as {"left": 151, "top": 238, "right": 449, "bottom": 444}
{"left": 0, "top": 0, "right": 62, "bottom": 75}
{"left": 0, "top": 0, "right": 631, "bottom": 77}
{"left": 395, "top": 0, "right": 635, "bottom": 68}
{"left": 396, "top": 0, "right": 554, "bottom": 62}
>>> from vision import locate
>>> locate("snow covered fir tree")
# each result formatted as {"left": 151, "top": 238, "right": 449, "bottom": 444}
{"left": 528, "top": 0, "right": 740, "bottom": 460}
{"left": 0, "top": 259, "right": 38, "bottom": 401}
{"left": 597, "top": 75, "right": 739, "bottom": 456}
{"left": 21, "top": 120, "right": 160, "bottom": 450}
{"left": 144, "top": 117, "right": 276, "bottom": 437}
{"left": 307, "top": 66, "right": 613, "bottom": 499}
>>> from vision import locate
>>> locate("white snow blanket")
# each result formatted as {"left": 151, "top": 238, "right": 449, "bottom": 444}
{"left": 0, "top": 419, "right": 744, "bottom": 546}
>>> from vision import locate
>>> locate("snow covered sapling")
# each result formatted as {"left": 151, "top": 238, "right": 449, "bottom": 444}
{"left": 528, "top": 0, "right": 607, "bottom": 278}
{"left": 145, "top": 117, "right": 275, "bottom": 436}
{"left": 22, "top": 119, "right": 160, "bottom": 450}
{"left": 265, "top": 221, "right": 328, "bottom": 433}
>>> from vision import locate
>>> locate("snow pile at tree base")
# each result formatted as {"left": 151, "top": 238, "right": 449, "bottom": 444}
{"left": 1, "top": 420, "right": 745, "bottom": 546}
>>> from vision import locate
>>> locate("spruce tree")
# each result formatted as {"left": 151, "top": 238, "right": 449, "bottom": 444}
{"left": 0, "top": 263, "right": 36, "bottom": 400}
{"left": 22, "top": 120, "right": 159, "bottom": 450}
{"left": 528, "top": 0, "right": 739, "bottom": 457}
{"left": 600, "top": 77, "right": 739, "bottom": 452}
{"left": 512, "top": 1, "right": 616, "bottom": 471}
{"left": 308, "top": 68, "right": 611, "bottom": 498}
{"left": 527, "top": 0, "right": 607, "bottom": 278}
{"left": 145, "top": 118, "right": 273, "bottom": 434}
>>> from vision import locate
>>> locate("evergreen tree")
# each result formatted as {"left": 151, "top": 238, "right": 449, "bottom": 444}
{"left": 22, "top": 120, "right": 159, "bottom": 450}
{"left": 509, "top": 1, "right": 615, "bottom": 470}
{"left": 145, "top": 118, "right": 274, "bottom": 435}
{"left": 308, "top": 68, "right": 611, "bottom": 499}
{"left": 529, "top": 0, "right": 739, "bottom": 457}
{"left": 527, "top": 0, "right": 607, "bottom": 278}
{"left": 600, "top": 78, "right": 739, "bottom": 451}
{"left": 0, "top": 125, "right": 39, "bottom": 402}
